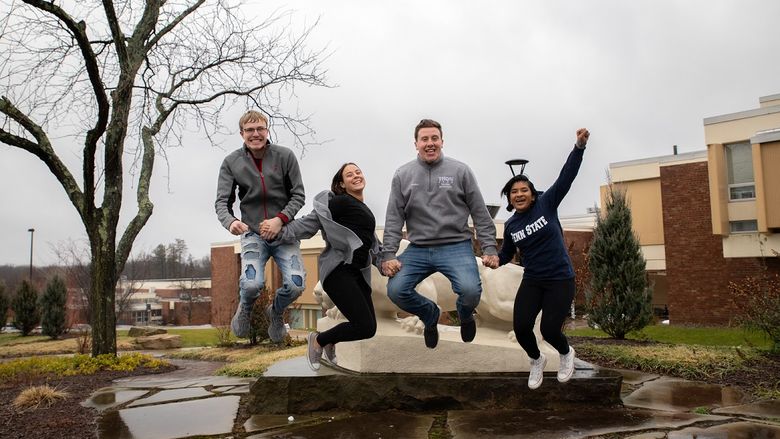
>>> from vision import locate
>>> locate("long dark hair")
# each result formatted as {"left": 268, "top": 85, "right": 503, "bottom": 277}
{"left": 500, "top": 174, "right": 539, "bottom": 211}
{"left": 331, "top": 162, "right": 359, "bottom": 195}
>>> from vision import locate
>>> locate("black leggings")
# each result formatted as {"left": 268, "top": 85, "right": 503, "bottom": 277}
{"left": 317, "top": 264, "right": 377, "bottom": 347}
{"left": 513, "top": 277, "right": 575, "bottom": 359}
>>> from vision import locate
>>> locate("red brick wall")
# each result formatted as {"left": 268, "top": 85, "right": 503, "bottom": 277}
{"left": 661, "top": 161, "right": 779, "bottom": 325}
{"left": 162, "top": 300, "right": 212, "bottom": 325}
{"left": 564, "top": 230, "right": 593, "bottom": 307}
{"left": 211, "top": 245, "right": 240, "bottom": 326}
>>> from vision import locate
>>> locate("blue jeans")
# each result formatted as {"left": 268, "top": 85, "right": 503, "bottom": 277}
{"left": 239, "top": 232, "right": 305, "bottom": 312}
{"left": 387, "top": 239, "right": 482, "bottom": 327}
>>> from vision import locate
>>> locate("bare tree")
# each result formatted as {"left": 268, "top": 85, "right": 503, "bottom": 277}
{"left": 51, "top": 238, "right": 146, "bottom": 326}
{"left": 0, "top": 1, "right": 328, "bottom": 355}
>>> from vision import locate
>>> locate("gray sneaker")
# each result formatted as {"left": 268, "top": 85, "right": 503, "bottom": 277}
{"left": 230, "top": 301, "right": 253, "bottom": 338}
{"left": 306, "top": 332, "right": 323, "bottom": 371}
{"left": 265, "top": 304, "right": 287, "bottom": 343}
{"left": 323, "top": 343, "right": 337, "bottom": 365}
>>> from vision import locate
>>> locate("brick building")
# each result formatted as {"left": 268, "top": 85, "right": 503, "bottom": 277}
{"left": 607, "top": 93, "right": 780, "bottom": 324}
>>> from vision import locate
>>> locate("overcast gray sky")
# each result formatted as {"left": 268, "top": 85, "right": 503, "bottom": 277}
{"left": 2, "top": 0, "right": 780, "bottom": 266}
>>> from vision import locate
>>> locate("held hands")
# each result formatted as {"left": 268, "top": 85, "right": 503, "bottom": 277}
{"left": 576, "top": 128, "right": 590, "bottom": 148}
{"left": 259, "top": 217, "right": 283, "bottom": 240}
{"left": 482, "top": 254, "right": 499, "bottom": 269}
{"left": 229, "top": 220, "right": 250, "bottom": 235}
{"left": 382, "top": 259, "right": 402, "bottom": 277}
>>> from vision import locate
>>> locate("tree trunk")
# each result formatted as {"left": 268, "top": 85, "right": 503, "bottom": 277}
{"left": 90, "top": 242, "right": 117, "bottom": 356}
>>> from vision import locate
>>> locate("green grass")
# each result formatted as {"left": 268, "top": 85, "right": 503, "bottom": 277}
{"left": 117, "top": 327, "right": 221, "bottom": 347}
{"left": 566, "top": 324, "right": 772, "bottom": 349}
{"left": 0, "top": 333, "right": 50, "bottom": 346}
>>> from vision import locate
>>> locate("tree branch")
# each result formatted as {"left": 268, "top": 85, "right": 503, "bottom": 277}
{"left": 22, "top": 0, "right": 110, "bottom": 217}
{"left": 0, "top": 96, "right": 86, "bottom": 219}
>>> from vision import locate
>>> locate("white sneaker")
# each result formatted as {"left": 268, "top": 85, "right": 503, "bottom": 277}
{"left": 557, "top": 347, "right": 576, "bottom": 383}
{"left": 528, "top": 353, "right": 547, "bottom": 390}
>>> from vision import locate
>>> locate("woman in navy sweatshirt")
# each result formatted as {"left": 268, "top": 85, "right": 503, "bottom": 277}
{"left": 497, "top": 128, "right": 590, "bottom": 390}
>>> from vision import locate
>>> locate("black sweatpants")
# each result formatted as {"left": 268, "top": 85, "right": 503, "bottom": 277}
{"left": 317, "top": 263, "right": 377, "bottom": 347}
{"left": 513, "top": 277, "right": 575, "bottom": 359}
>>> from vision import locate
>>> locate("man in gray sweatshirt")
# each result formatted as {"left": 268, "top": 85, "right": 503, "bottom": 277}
{"left": 382, "top": 119, "right": 499, "bottom": 349}
{"left": 215, "top": 110, "right": 306, "bottom": 342}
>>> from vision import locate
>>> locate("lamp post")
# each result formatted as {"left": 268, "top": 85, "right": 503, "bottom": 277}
{"left": 27, "top": 228, "right": 35, "bottom": 283}
{"left": 505, "top": 159, "right": 528, "bottom": 176}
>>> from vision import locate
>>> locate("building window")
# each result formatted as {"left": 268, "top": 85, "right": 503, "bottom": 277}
{"left": 725, "top": 142, "right": 755, "bottom": 200}
{"left": 729, "top": 220, "right": 758, "bottom": 233}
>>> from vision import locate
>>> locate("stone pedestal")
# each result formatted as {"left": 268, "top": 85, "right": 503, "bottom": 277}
{"left": 249, "top": 358, "right": 622, "bottom": 414}
{"left": 318, "top": 317, "right": 560, "bottom": 373}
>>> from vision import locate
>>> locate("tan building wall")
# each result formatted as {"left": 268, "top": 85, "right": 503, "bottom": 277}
{"left": 704, "top": 94, "right": 780, "bottom": 256}
{"left": 600, "top": 178, "right": 664, "bottom": 246}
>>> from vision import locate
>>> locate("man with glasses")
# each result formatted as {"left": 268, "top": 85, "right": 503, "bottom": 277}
{"left": 215, "top": 110, "right": 306, "bottom": 341}
{"left": 382, "top": 119, "right": 499, "bottom": 349}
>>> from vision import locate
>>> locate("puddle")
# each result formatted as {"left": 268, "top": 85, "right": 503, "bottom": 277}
{"left": 245, "top": 411, "right": 433, "bottom": 439}
{"left": 447, "top": 408, "right": 728, "bottom": 439}
{"left": 244, "top": 414, "right": 317, "bottom": 432}
{"left": 82, "top": 389, "right": 149, "bottom": 411}
{"left": 127, "top": 387, "right": 213, "bottom": 407}
{"left": 612, "top": 368, "right": 660, "bottom": 386}
{"left": 668, "top": 420, "right": 780, "bottom": 438}
{"left": 98, "top": 395, "right": 240, "bottom": 439}
{"left": 623, "top": 378, "right": 746, "bottom": 412}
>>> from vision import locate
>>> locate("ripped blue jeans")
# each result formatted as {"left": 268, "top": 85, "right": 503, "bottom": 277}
{"left": 239, "top": 232, "right": 306, "bottom": 313}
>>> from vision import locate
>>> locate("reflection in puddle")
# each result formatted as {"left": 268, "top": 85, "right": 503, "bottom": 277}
{"left": 127, "top": 387, "right": 213, "bottom": 407}
{"left": 98, "top": 395, "right": 240, "bottom": 439}
{"left": 82, "top": 390, "right": 149, "bottom": 411}
{"left": 668, "top": 420, "right": 780, "bottom": 438}
{"left": 247, "top": 411, "right": 433, "bottom": 439}
{"left": 623, "top": 378, "right": 746, "bottom": 412}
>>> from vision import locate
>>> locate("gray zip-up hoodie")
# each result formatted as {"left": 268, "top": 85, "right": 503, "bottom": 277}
{"left": 278, "top": 190, "right": 382, "bottom": 285}
{"left": 215, "top": 143, "right": 305, "bottom": 234}
{"left": 382, "top": 154, "right": 497, "bottom": 260}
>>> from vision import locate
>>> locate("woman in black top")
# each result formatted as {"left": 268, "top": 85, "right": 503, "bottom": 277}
{"left": 279, "top": 163, "right": 381, "bottom": 371}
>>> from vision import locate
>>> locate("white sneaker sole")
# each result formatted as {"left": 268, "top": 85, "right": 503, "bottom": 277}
{"left": 306, "top": 332, "right": 321, "bottom": 371}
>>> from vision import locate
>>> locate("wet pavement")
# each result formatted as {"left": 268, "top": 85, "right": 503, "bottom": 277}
{"left": 87, "top": 358, "right": 780, "bottom": 438}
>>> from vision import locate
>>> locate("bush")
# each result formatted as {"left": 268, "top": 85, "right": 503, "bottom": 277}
{"left": 0, "top": 352, "right": 169, "bottom": 382}
{"left": 0, "top": 282, "right": 9, "bottom": 332}
{"left": 12, "top": 281, "right": 40, "bottom": 336}
{"left": 40, "top": 276, "right": 68, "bottom": 339}
{"left": 13, "top": 385, "right": 69, "bottom": 411}
{"left": 730, "top": 273, "right": 780, "bottom": 352}
{"left": 586, "top": 185, "right": 653, "bottom": 339}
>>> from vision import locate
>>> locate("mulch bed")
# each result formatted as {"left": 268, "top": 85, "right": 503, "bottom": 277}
{"left": 0, "top": 366, "right": 175, "bottom": 439}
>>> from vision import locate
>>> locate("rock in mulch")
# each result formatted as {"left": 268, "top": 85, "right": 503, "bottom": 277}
{"left": 133, "top": 334, "right": 182, "bottom": 349}
{"left": 128, "top": 326, "right": 168, "bottom": 337}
